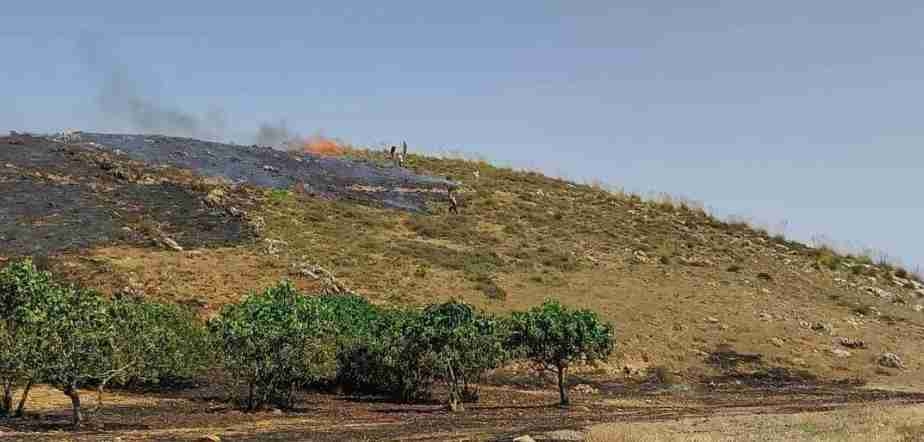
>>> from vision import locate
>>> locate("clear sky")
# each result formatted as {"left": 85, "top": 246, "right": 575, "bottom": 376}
{"left": 2, "top": 1, "right": 922, "bottom": 271}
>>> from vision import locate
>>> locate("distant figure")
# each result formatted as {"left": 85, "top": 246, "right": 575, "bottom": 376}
{"left": 61, "top": 129, "right": 81, "bottom": 144}
{"left": 389, "top": 145, "right": 397, "bottom": 161}
{"left": 473, "top": 170, "right": 480, "bottom": 181}
{"left": 448, "top": 185, "right": 459, "bottom": 214}
{"left": 396, "top": 141, "right": 408, "bottom": 168}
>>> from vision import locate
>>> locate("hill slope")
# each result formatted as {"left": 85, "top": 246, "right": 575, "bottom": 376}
{"left": 3, "top": 132, "right": 923, "bottom": 389}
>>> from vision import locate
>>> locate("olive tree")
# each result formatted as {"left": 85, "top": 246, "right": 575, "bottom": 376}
{"left": 0, "top": 259, "right": 58, "bottom": 417}
{"left": 104, "top": 295, "right": 212, "bottom": 394}
{"left": 509, "top": 299, "right": 614, "bottom": 406}
{"left": 209, "top": 281, "right": 336, "bottom": 411}
{"left": 334, "top": 307, "right": 429, "bottom": 400}
{"left": 414, "top": 300, "right": 507, "bottom": 411}
{"left": 38, "top": 285, "right": 116, "bottom": 427}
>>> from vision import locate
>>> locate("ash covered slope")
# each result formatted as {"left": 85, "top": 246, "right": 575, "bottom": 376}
{"left": 77, "top": 132, "right": 454, "bottom": 212}
{"left": 0, "top": 134, "right": 255, "bottom": 256}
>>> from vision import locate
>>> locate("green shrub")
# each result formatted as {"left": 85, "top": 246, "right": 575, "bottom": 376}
{"left": 107, "top": 295, "right": 212, "bottom": 388}
{"left": 209, "top": 281, "right": 336, "bottom": 411}
{"left": 335, "top": 301, "right": 508, "bottom": 410}
{"left": 335, "top": 308, "right": 432, "bottom": 401}
{"left": 508, "top": 299, "right": 614, "bottom": 406}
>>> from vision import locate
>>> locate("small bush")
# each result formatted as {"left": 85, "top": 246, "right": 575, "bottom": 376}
{"left": 814, "top": 248, "right": 842, "bottom": 270}
{"left": 646, "top": 365, "right": 677, "bottom": 386}
{"left": 471, "top": 273, "right": 507, "bottom": 300}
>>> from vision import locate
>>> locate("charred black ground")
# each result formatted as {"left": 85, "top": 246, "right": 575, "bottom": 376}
{"left": 76, "top": 132, "right": 454, "bottom": 212}
{"left": 0, "top": 135, "right": 253, "bottom": 256}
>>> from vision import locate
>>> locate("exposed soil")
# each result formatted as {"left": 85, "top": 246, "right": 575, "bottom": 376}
{"left": 1, "top": 380, "right": 922, "bottom": 441}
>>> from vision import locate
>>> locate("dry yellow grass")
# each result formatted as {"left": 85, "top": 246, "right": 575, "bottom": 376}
{"left": 587, "top": 404, "right": 924, "bottom": 441}
{"left": 46, "top": 151, "right": 924, "bottom": 389}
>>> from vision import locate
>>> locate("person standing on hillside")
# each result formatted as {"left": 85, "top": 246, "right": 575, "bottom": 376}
{"left": 397, "top": 141, "right": 408, "bottom": 168}
{"left": 448, "top": 184, "right": 459, "bottom": 214}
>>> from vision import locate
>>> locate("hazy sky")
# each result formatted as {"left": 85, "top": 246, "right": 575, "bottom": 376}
{"left": 2, "top": 1, "right": 922, "bottom": 270}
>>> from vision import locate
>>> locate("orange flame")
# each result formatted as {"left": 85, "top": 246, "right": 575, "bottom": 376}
{"left": 300, "top": 135, "right": 346, "bottom": 157}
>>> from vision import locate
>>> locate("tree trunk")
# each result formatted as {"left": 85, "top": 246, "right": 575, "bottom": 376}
{"left": 14, "top": 379, "right": 32, "bottom": 417}
{"left": 557, "top": 366, "right": 569, "bottom": 406}
{"left": 1, "top": 381, "right": 13, "bottom": 416}
{"left": 445, "top": 361, "right": 464, "bottom": 412}
{"left": 64, "top": 386, "right": 83, "bottom": 428}
{"left": 246, "top": 382, "right": 255, "bottom": 412}
{"left": 448, "top": 391, "right": 464, "bottom": 412}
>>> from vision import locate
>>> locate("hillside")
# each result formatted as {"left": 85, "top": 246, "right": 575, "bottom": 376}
{"left": 3, "top": 130, "right": 924, "bottom": 391}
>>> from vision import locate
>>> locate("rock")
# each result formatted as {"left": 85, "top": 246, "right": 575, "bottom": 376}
{"left": 679, "top": 256, "right": 714, "bottom": 267}
{"left": 544, "top": 429, "right": 585, "bottom": 441}
{"left": 878, "top": 352, "right": 905, "bottom": 369}
{"left": 632, "top": 250, "right": 651, "bottom": 264}
{"left": 197, "top": 436, "right": 222, "bottom": 442}
{"left": 226, "top": 206, "right": 244, "bottom": 217}
{"left": 915, "top": 289, "right": 924, "bottom": 298}
{"left": 204, "top": 188, "right": 226, "bottom": 207}
{"left": 914, "top": 305, "right": 924, "bottom": 312}
{"left": 572, "top": 384, "right": 599, "bottom": 395}
{"left": 160, "top": 237, "right": 184, "bottom": 252}
{"left": 270, "top": 408, "right": 284, "bottom": 415}
{"left": 799, "top": 320, "right": 811, "bottom": 329}
{"left": 262, "top": 165, "right": 280, "bottom": 173}
{"left": 264, "top": 238, "right": 288, "bottom": 256}
{"left": 863, "top": 286, "right": 894, "bottom": 299}
{"left": 513, "top": 436, "right": 537, "bottom": 442}
{"left": 838, "top": 337, "right": 866, "bottom": 349}
{"left": 759, "top": 312, "right": 773, "bottom": 321}
{"left": 247, "top": 215, "right": 266, "bottom": 235}
{"left": 706, "top": 316, "right": 720, "bottom": 324}
{"left": 830, "top": 348, "right": 852, "bottom": 358}
{"left": 770, "top": 337, "right": 785, "bottom": 347}
{"left": 811, "top": 322, "right": 833, "bottom": 334}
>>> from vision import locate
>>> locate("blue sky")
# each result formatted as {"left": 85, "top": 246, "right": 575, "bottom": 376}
{"left": 2, "top": 1, "right": 922, "bottom": 270}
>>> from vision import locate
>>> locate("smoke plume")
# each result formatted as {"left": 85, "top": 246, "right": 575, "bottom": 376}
{"left": 255, "top": 121, "right": 298, "bottom": 148}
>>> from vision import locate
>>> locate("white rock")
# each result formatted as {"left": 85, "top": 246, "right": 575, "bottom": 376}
{"left": 544, "top": 429, "right": 585, "bottom": 441}
{"left": 161, "top": 237, "right": 183, "bottom": 252}
{"left": 878, "top": 352, "right": 905, "bottom": 369}
{"left": 830, "top": 348, "right": 852, "bottom": 358}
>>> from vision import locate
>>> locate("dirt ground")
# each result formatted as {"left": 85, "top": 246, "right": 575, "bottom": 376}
{"left": 1, "top": 379, "right": 923, "bottom": 441}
